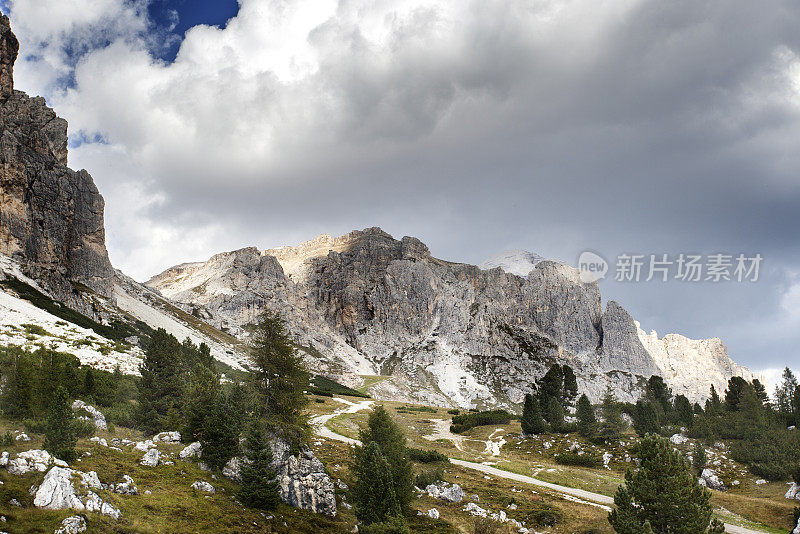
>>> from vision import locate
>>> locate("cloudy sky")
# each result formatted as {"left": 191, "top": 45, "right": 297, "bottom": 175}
{"left": 2, "top": 0, "right": 799, "bottom": 383}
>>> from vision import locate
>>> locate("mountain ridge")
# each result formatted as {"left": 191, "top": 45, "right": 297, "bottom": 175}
{"left": 147, "top": 228, "right": 758, "bottom": 407}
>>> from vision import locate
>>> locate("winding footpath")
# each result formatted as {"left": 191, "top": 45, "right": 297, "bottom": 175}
{"left": 313, "top": 398, "right": 771, "bottom": 534}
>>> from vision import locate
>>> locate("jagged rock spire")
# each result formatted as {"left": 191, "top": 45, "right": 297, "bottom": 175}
{"left": 1, "top": 13, "right": 19, "bottom": 100}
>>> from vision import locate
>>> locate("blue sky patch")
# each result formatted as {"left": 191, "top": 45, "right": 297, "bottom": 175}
{"left": 148, "top": 0, "right": 240, "bottom": 61}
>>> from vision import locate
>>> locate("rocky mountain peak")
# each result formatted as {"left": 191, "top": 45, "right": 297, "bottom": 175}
{"left": 0, "top": 15, "right": 114, "bottom": 312}
{"left": 1, "top": 14, "right": 19, "bottom": 100}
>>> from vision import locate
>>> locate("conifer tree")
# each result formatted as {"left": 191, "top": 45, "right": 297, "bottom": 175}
{"left": 43, "top": 386, "right": 77, "bottom": 462}
{"left": 724, "top": 377, "right": 750, "bottom": 412}
{"left": 692, "top": 440, "right": 707, "bottom": 474}
{"left": 137, "top": 328, "right": 184, "bottom": 434}
{"left": 521, "top": 393, "right": 546, "bottom": 436}
{"left": 561, "top": 365, "right": 579, "bottom": 408}
{"left": 546, "top": 396, "right": 565, "bottom": 433}
{"left": 598, "top": 386, "right": 625, "bottom": 442}
{"left": 183, "top": 363, "right": 221, "bottom": 441}
{"left": 1, "top": 354, "right": 33, "bottom": 419}
{"left": 358, "top": 406, "right": 414, "bottom": 514}
{"left": 576, "top": 394, "right": 597, "bottom": 437}
{"left": 237, "top": 423, "right": 280, "bottom": 510}
{"left": 200, "top": 392, "right": 240, "bottom": 470}
{"left": 751, "top": 379, "right": 768, "bottom": 406}
{"left": 249, "top": 311, "right": 309, "bottom": 442}
{"left": 538, "top": 365, "right": 563, "bottom": 418}
{"left": 674, "top": 395, "right": 693, "bottom": 428}
{"left": 632, "top": 400, "right": 660, "bottom": 437}
{"left": 609, "top": 434, "right": 714, "bottom": 533}
{"left": 352, "top": 441, "right": 402, "bottom": 525}
{"left": 83, "top": 367, "right": 95, "bottom": 400}
{"left": 776, "top": 367, "right": 797, "bottom": 415}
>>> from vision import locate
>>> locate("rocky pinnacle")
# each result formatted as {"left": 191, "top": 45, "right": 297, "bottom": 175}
{"left": 1, "top": 14, "right": 18, "bottom": 100}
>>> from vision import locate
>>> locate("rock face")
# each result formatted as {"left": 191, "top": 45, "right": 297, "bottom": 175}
{"left": 0, "top": 16, "right": 114, "bottom": 314}
{"left": 148, "top": 228, "right": 757, "bottom": 406}
{"left": 270, "top": 439, "right": 337, "bottom": 517}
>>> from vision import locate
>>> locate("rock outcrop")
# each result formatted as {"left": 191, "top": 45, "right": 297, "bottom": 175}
{"left": 270, "top": 439, "right": 337, "bottom": 517}
{"left": 149, "top": 228, "right": 756, "bottom": 406}
{"left": 0, "top": 16, "right": 114, "bottom": 315}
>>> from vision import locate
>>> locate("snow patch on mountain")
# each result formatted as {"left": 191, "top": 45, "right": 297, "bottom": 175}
{"left": 478, "top": 250, "right": 547, "bottom": 278}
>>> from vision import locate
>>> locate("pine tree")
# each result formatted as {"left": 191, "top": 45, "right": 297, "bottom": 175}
{"left": 751, "top": 379, "right": 768, "bottom": 405}
{"left": 674, "top": 395, "right": 693, "bottom": 428}
{"left": 538, "top": 365, "right": 563, "bottom": 418}
{"left": 521, "top": 394, "right": 546, "bottom": 436}
{"left": 136, "top": 328, "right": 184, "bottom": 434}
{"left": 724, "top": 377, "right": 750, "bottom": 412}
{"left": 646, "top": 375, "right": 672, "bottom": 415}
{"left": 632, "top": 400, "right": 660, "bottom": 437}
{"left": 237, "top": 423, "right": 280, "bottom": 510}
{"left": 561, "top": 365, "right": 579, "bottom": 408}
{"left": 705, "top": 385, "right": 721, "bottom": 415}
{"left": 83, "top": 367, "right": 96, "bottom": 400}
{"left": 352, "top": 441, "right": 402, "bottom": 525}
{"left": 546, "top": 396, "right": 565, "bottom": 433}
{"left": 43, "top": 386, "right": 77, "bottom": 462}
{"left": 0, "top": 353, "right": 33, "bottom": 419}
{"left": 200, "top": 392, "right": 240, "bottom": 470}
{"left": 249, "top": 311, "right": 309, "bottom": 442}
{"left": 598, "top": 386, "right": 625, "bottom": 443}
{"left": 183, "top": 363, "right": 221, "bottom": 441}
{"left": 576, "top": 394, "right": 597, "bottom": 438}
{"left": 692, "top": 440, "right": 707, "bottom": 474}
{"left": 608, "top": 434, "right": 714, "bottom": 533}
{"left": 358, "top": 406, "right": 414, "bottom": 514}
{"left": 776, "top": 368, "right": 797, "bottom": 415}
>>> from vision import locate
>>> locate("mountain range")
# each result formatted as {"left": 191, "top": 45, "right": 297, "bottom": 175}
{"left": 0, "top": 13, "right": 756, "bottom": 410}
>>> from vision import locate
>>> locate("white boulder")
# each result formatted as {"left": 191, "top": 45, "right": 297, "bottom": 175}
{"left": 140, "top": 449, "right": 160, "bottom": 467}
{"left": 33, "top": 467, "right": 85, "bottom": 510}
{"left": 786, "top": 482, "right": 800, "bottom": 500}
{"left": 85, "top": 492, "right": 121, "bottom": 519}
{"left": 179, "top": 442, "right": 202, "bottom": 460}
{"left": 72, "top": 400, "right": 107, "bottom": 431}
{"left": 0, "top": 452, "right": 8, "bottom": 467}
{"left": 669, "top": 434, "right": 688, "bottom": 446}
{"left": 755, "top": 479, "right": 767, "bottom": 485}
{"left": 427, "top": 508, "right": 439, "bottom": 520}
{"left": 134, "top": 440, "right": 155, "bottom": 452}
{"left": 425, "top": 482, "right": 464, "bottom": 503}
{"left": 112, "top": 475, "right": 138, "bottom": 495}
{"left": 191, "top": 481, "right": 215, "bottom": 494}
{"left": 699, "top": 468, "right": 725, "bottom": 491}
{"left": 55, "top": 516, "right": 86, "bottom": 534}
{"left": 153, "top": 431, "right": 181, "bottom": 443}
{"left": 222, "top": 457, "right": 244, "bottom": 481}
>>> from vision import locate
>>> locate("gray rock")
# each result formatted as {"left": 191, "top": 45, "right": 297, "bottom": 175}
{"left": 191, "top": 481, "right": 215, "bottom": 494}
{"left": 427, "top": 508, "right": 439, "bottom": 519}
{"left": 55, "top": 516, "right": 87, "bottom": 534}
{"left": 179, "top": 442, "right": 202, "bottom": 459}
{"left": 0, "top": 16, "right": 114, "bottom": 314}
{"left": 153, "top": 431, "right": 181, "bottom": 443}
{"left": 669, "top": 434, "right": 689, "bottom": 446}
{"left": 72, "top": 401, "right": 107, "bottom": 431}
{"left": 33, "top": 467, "right": 85, "bottom": 510}
{"left": 140, "top": 449, "right": 160, "bottom": 467}
{"left": 222, "top": 457, "right": 243, "bottom": 481}
{"left": 0, "top": 451, "right": 8, "bottom": 467}
{"left": 425, "top": 482, "right": 464, "bottom": 503}
{"left": 270, "top": 438, "right": 337, "bottom": 516}
{"left": 699, "top": 468, "right": 725, "bottom": 491}
{"left": 112, "top": 475, "right": 138, "bottom": 495}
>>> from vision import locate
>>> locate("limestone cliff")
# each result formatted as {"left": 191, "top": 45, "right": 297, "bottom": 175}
{"left": 0, "top": 15, "right": 114, "bottom": 313}
{"left": 147, "top": 227, "right": 756, "bottom": 407}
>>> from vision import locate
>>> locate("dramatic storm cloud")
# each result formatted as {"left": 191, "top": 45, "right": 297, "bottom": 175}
{"left": 4, "top": 0, "right": 800, "bottom": 379}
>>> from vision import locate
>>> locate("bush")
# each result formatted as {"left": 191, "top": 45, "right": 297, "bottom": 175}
{"left": 104, "top": 404, "right": 136, "bottom": 429}
{"left": 74, "top": 418, "right": 96, "bottom": 438}
{"left": 407, "top": 447, "right": 448, "bottom": 463}
{"left": 447, "top": 409, "right": 460, "bottom": 415}
{"left": 749, "top": 462, "right": 793, "bottom": 481}
{"left": 554, "top": 453, "right": 601, "bottom": 468}
{"left": 0, "top": 431, "right": 13, "bottom": 446}
{"left": 414, "top": 467, "right": 444, "bottom": 489}
{"left": 22, "top": 418, "right": 47, "bottom": 435}
{"left": 314, "top": 398, "right": 326, "bottom": 403}
{"left": 450, "top": 410, "right": 514, "bottom": 434}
